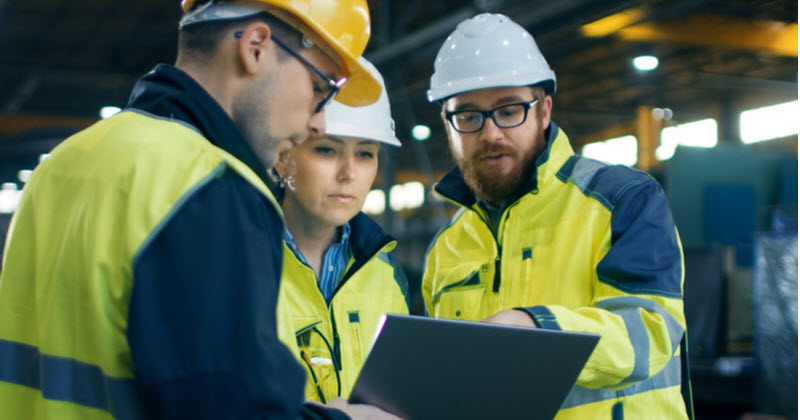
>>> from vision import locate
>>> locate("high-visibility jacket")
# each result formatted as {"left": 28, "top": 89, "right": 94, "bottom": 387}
{"left": 277, "top": 212, "right": 409, "bottom": 402}
{"left": 423, "top": 122, "right": 691, "bottom": 419}
{"left": 0, "top": 65, "right": 345, "bottom": 420}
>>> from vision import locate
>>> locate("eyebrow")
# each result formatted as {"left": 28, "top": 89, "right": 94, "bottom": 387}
{"left": 358, "top": 140, "right": 379, "bottom": 147}
{"left": 451, "top": 95, "right": 529, "bottom": 112}
{"left": 326, "top": 136, "right": 379, "bottom": 147}
{"left": 324, "top": 136, "right": 346, "bottom": 145}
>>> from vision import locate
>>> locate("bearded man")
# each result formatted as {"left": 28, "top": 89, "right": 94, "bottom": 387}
{"left": 422, "top": 13, "right": 693, "bottom": 420}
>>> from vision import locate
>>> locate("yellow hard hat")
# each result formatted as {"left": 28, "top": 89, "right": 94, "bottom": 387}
{"left": 181, "top": 0, "right": 381, "bottom": 107}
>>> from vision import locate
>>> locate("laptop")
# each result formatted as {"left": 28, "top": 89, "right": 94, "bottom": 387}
{"left": 349, "top": 314, "right": 600, "bottom": 420}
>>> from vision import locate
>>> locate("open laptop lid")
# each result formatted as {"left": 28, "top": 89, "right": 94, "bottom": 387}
{"left": 349, "top": 314, "right": 600, "bottom": 420}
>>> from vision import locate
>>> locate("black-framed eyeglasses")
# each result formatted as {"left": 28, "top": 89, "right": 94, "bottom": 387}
{"left": 235, "top": 31, "right": 346, "bottom": 113}
{"left": 444, "top": 99, "right": 539, "bottom": 133}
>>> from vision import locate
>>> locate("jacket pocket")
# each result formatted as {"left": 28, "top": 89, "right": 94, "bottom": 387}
{"left": 432, "top": 270, "right": 487, "bottom": 320}
{"left": 294, "top": 321, "right": 337, "bottom": 402}
{"left": 346, "top": 311, "right": 364, "bottom": 368}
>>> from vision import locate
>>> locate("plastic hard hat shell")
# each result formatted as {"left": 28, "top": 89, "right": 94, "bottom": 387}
{"left": 325, "top": 58, "right": 401, "bottom": 147}
{"left": 181, "top": 0, "right": 381, "bottom": 107}
{"left": 427, "top": 13, "right": 556, "bottom": 102}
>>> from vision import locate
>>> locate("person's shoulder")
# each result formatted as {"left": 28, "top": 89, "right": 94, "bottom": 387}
{"left": 556, "top": 155, "right": 662, "bottom": 209}
{"left": 108, "top": 109, "right": 213, "bottom": 153}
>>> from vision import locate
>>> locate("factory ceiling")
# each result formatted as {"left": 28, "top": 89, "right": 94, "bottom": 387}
{"left": 0, "top": 0, "right": 797, "bottom": 187}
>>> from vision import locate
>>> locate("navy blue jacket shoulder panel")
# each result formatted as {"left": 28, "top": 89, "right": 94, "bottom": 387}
{"left": 557, "top": 155, "right": 683, "bottom": 298}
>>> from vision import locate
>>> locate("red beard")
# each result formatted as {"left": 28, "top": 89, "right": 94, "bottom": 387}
{"left": 455, "top": 131, "right": 543, "bottom": 206}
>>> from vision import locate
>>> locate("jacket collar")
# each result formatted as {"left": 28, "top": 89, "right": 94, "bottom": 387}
{"left": 348, "top": 212, "right": 395, "bottom": 265}
{"left": 434, "top": 121, "right": 574, "bottom": 208}
{"left": 126, "top": 64, "right": 278, "bottom": 192}
{"left": 333, "top": 212, "right": 396, "bottom": 295}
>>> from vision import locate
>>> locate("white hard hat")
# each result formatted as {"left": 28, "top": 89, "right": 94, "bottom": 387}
{"left": 427, "top": 13, "right": 556, "bottom": 102}
{"left": 325, "top": 57, "right": 401, "bottom": 146}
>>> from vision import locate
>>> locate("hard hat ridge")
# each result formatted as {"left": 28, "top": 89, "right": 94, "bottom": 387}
{"left": 427, "top": 13, "right": 557, "bottom": 102}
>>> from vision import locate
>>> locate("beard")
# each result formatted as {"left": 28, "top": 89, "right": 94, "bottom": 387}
{"left": 453, "top": 128, "right": 544, "bottom": 206}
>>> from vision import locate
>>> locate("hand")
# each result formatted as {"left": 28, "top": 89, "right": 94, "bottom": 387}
{"left": 482, "top": 309, "right": 537, "bottom": 328}
{"left": 327, "top": 397, "right": 404, "bottom": 420}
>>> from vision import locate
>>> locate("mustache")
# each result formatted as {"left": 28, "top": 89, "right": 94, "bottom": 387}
{"left": 473, "top": 144, "right": 517, "bottom": 161}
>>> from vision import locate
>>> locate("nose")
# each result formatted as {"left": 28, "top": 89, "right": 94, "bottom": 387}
{"left": 337, "top": 155, "right": 356, "bottom": 182}
{"left": 308, "top": 108, "right": 326, "bottom": 137}
{"left": 478, "top": 115, "right": 504, "bottom": 143}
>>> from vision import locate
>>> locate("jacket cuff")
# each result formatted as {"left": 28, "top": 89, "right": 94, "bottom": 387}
{"left": 516, "top": 306, "right": 561, "bottom": 330}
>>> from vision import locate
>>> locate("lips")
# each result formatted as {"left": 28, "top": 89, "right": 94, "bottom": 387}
{"left": 477, "top": 145, "right": 515, "bottom": 161}
{"left": 329, "top": 194, "right": 356, "bottom": 202}
{"left": 483, "top": 153, "right": 507, "bottom": 160}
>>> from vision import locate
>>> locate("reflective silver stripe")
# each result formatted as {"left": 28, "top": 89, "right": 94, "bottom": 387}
{"left": 561, "top": 355, "right": 682, "bottom": 409}
{"left": 597, "top": 296, "right": 684, "bottom": 385}
{"left": 615, "top": 307, "right": 650, "bottom": 386}
{"left": 569, "top": 158, "right": 605, "bottom": 192}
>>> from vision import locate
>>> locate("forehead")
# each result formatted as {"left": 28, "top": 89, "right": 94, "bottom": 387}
{"left": 445, "top": 86, "right": 535, "bottom": 110}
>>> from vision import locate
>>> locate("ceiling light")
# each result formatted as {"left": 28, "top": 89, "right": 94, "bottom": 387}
{"left": 412, "top": 125, "right": 431, "bottom": 141}
{"left": 580, "top": 8, "right": 645, "bottom": 37}
{"left": 18, "top": 170, "right": 33, "bottom": 183}
{"left": 362, "top": 189, "right": 386, "bottom": 215}
{"left": 633, "top": 55, "right": 659, "bottom": 71}
{"left": 100, "top": 106, "right": 122, "bottom": 119}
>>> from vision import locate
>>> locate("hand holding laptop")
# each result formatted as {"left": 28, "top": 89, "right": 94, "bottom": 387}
{"left": 327, "top": 397, "right": 405, "bottom": 420}
{"left": 306, "top": 397, "right": 404, "bottom": 419}
{"left": 482, "top": 308, "right": 537, "bottom": 328}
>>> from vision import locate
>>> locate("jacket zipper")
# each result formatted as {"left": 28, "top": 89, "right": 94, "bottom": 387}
{"left": 329, "top": 310, "right": 342, "bottom": 374}
{"left": 493, "top": 249, "right": 502, "bottom": 292}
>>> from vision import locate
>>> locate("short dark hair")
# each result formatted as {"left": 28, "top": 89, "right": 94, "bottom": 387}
{"left": 178, "top": 3, "right": 303, "bottom": 62}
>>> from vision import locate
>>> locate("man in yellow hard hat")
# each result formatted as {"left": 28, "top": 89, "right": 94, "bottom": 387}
{"left": 0, "top": 1, "right": 399, "bottom": 419}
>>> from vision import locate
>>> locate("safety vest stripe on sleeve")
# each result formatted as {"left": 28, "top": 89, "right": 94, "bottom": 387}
{"left": 613, "top": 306, "right": 650, "bottom": 387}
{"left": 560, "top": 355, "right": 682, "bottom": 409}
{"left": 598, "top": 297, "right": 684, "bottom": 351}
{"left": 0, "top": 338, "right": 142, "bottom": 419}
{"left": 597, "top": 296, "right": 685, "bottom": 386}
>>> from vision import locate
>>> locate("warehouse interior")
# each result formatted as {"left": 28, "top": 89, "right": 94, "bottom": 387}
{"left": 0, "top": 0, "right": 797, "bottom": 418}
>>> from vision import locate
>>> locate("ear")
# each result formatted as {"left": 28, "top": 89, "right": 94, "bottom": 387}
{"left": 236, "top": 22, "right": 273, "bottom": 75}
{"left": 274, "top": 154, "right": 287, "bottom": 177}
{"left": 540, "top": 95, "right": 553, "bottom": 127}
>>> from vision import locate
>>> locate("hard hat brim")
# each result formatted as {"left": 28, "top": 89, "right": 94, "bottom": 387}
{"left": 291, "top": 10, "right": 381, "bottom": 108}
{"left": 427, "top": 73, "right": 556, "bottom": 103}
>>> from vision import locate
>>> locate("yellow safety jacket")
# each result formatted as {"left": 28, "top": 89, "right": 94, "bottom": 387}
{"left": 0, "top": 65, "right": 324, "bottom": 420}
{"left": 277, "top": 212, "right": 409, "bottom": 402}
{"left": 423, "top": 122, "right": 691, "bottom": 419}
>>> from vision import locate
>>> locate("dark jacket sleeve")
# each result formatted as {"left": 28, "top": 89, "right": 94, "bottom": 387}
{"left": 128, "top": 169, "right": 348, "bottom": 420}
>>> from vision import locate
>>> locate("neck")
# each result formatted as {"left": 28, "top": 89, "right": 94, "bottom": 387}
{"left": 175, "top": 54, "right": 238, "bottom": 116}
